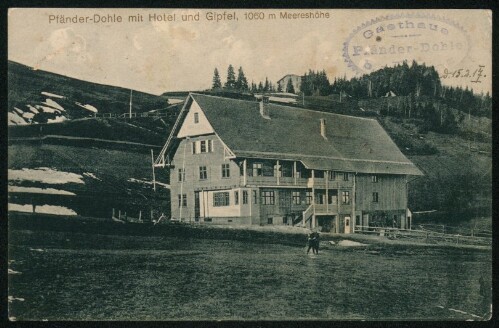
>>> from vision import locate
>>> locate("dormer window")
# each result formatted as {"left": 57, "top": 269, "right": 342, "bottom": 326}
{"left": 194, "top": 112, "right": 199, "bottom": 124}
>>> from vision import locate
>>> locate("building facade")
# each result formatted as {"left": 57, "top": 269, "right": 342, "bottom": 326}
{"left": 277, "top": 74, "right": 301, "bottom": 94}
{"left": 155, "top": 93, "right": 423, "bottom": 233}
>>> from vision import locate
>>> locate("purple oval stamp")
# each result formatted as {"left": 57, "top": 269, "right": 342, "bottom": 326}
{"left": 343, "top": 13, "right": 471, "bottom": 74}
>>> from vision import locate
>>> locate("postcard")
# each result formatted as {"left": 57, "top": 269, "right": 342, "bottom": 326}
{"left": 7, "top": 8, "right": 492, "bottom": 321}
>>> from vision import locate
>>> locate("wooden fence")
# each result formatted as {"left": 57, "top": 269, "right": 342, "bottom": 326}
{"left": 94, "top": 112, "right": 168, "bottom": 119}
{"left": 354, "top": 225, "right": 492, "bottom": 246}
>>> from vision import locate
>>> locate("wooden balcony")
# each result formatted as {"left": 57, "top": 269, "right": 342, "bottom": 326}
{"left": 307, "top": 178, "right": 354, "bottom": 189}
{"left": 243, "top": 176, "right": 308, "bottom": 187}
{"left": 313, "top": 203, "right": 352, "bottom": 215}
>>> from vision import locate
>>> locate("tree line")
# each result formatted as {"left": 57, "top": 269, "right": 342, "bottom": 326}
{"left": 212, "top": 65, "right": 279, "bottom": 93}
{"left": 211, "top": 61, "right": 491, "bottom": 123}
{"left": 331, "top": 61, "right": 491, "bottom": 119}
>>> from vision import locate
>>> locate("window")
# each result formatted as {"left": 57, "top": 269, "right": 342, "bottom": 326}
{"left": 178, "top": 168, "right": 185, "bottom": 182}
{"left": 178, "top": 194, "right": 187, "bottom": 207}
{"left": 252, "top": 163, "right": 263, "bottom": 176}
{"left": 192, "top": 140, "right": 213, "bottom": 154}
{"left": 194, "top": 112, "right": 199, "bottom": 123}
{"left": 372, "top": 192, "right": 379, "bottom": 203}
{"left": 243, "top": 190, "right": 248, "bottom": 204}
{"left": 305, "top": 191, "right": 312, "bottom": 205}
{"left": 292, "top": 191, "right": 301, "bottom": 205}
{"left": 342, "top": 191, "right": 350, "bottom": 204}
{"left": 253, "top": 190, "right": 258, "bottom": 204}
{"left": 283, "top": 216, "right": 288, "bottom": 224}
{"left": 234, "top": 191, "right": 239, "bottom": 205}
{"left": 315, "top": 170, "right": 324, "bottom": 179}
{"left": 199, "top": 166, "right": 207, "bottom": 180}
{"left": 343, "top": 172, "right": 349, "bottom": 181}
{"left": 372, "top": 175, "right": 378, "bottom": 183}
{"left": 267, "top": 217, "right": 273, "bottom": 224}
{"left": 329, "top": 171, "right": 336, "bottom": 180}
{"left": 213, "top": 192, "right": 230, "bottom": 207}
{"left": 222, "top": 164, "right": 230, "bottom": 178}
{"left": 261, "top": 191, "right": 275, "bottom": 205}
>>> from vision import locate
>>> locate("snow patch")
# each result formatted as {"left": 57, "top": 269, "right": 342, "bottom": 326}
{"left": 337, "top": 240, "right": 368, "bottom": 247}
{"left": 8, "top": 168, "right": 85, "bottom": 184}
{"left": 43, "top": 98, "right": 65, "bottom": 111}
{"left": 8, "top": 186, "right": 76, "bottom": 195}
{"left": 9, "top": 203, "right": 77, "bottom": 216}
{"left": 83, "top": 172, "right": 101, "bottom": 181}
{"left": 268, "top": 96, "right": 297, "bottom": 104}
{"left": 41, "top": 91, "right": 64, "bottom": 99}
{"left": 27, "top": 105, "right": 39, "bottom": 114}
{"left": 35, "top": 105, "right": 59, "bottom": 113}
{"left": 168, "top": 98, "right": 184, "bottom": 105}
{"left": 128, "top": 178, "right": 170, "bottom": 189}
{"left": 47, "top": 116, "right": 67, "bottom": 123}
{"left": 8, "top": 296, "right": 25, "bottom": 303}
{"left": 8, "top": 269, "right": 22, "bottom": 275}
{"left": 8, "top": 112, "right": 27, "bottom": 125}
{"left": 75, "top": 102, "right": 98, "bottom": 113}
{"left": 14, "top": 107, "right": 24, "bottom": 115}
{"left": 22, "top": 112, "right": 35, "bottom": 119}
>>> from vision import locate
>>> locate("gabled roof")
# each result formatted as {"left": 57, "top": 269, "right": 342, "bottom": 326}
{"left": 171, "top": 93, "right": 423, "bottom": 175}
{"left": 277, "top": 74, "right": 301, "bottom": 83}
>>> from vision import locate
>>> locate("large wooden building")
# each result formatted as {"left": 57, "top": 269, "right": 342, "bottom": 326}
{"left": 155, "top": 93, "right": 423, "bottom": 233}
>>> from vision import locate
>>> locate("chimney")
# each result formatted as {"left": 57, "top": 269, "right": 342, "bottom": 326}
{"left": 320, "top": 118, "right": 327, "bottom": 139}
{"left": 259, "top": 96, "right": 270, "bottom": 119}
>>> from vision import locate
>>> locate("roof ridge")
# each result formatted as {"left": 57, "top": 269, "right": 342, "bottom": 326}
{"left": 191, "top": 92, "right": 378, "bottom": 122}
{"left": 190, "top": 92, "right": 258, "bottom": 105}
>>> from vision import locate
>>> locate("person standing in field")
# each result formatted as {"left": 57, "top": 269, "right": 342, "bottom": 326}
{"left": 313, "top": 231, "right": 320, "bottom": 254}
{"left": 307, "top": 232, "right": 316, "bottom": 254}
{"left": 307, "top": 231, "right": 320, "bottom": 255}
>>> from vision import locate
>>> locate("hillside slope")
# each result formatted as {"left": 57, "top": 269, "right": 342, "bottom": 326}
{"left": 8, "top": 61, "right": 169, "bottom": 125}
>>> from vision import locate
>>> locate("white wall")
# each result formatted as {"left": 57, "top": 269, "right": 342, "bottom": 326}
{"left": 200, "top": 188, "right": 242, "bottom": 217}
{"left": 177, "top": 100, "right": 214, "bottom": 138}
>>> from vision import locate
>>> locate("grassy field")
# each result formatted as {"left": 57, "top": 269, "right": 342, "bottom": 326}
{"left": 8, "top": 223, "right": 492, "bottom": 320}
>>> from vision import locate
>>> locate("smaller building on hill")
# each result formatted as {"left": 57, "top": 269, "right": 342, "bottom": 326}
{"left": 277, "top": 74, "right": 301, "bottom": 94}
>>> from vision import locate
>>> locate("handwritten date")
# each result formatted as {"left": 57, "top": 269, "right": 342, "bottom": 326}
{"left": 441, "top": 65, "right": 486, "bottom": 83}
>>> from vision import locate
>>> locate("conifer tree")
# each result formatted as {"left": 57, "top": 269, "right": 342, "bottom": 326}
{"left": 212, "top": 68, "right": 222, "bottom": 89}
{"left": 264, "top": 77, "right": 269, "bottom": 92}
{"left": 225, "top": 65, "right": 236, "bottom": 89}
{"left": 236, "top": 66, "right": 249, "bottom": 90}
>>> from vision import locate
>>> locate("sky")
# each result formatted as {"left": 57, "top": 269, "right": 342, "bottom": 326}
{"left": 8, "top": 8, "right": 492, "bottom": 95}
